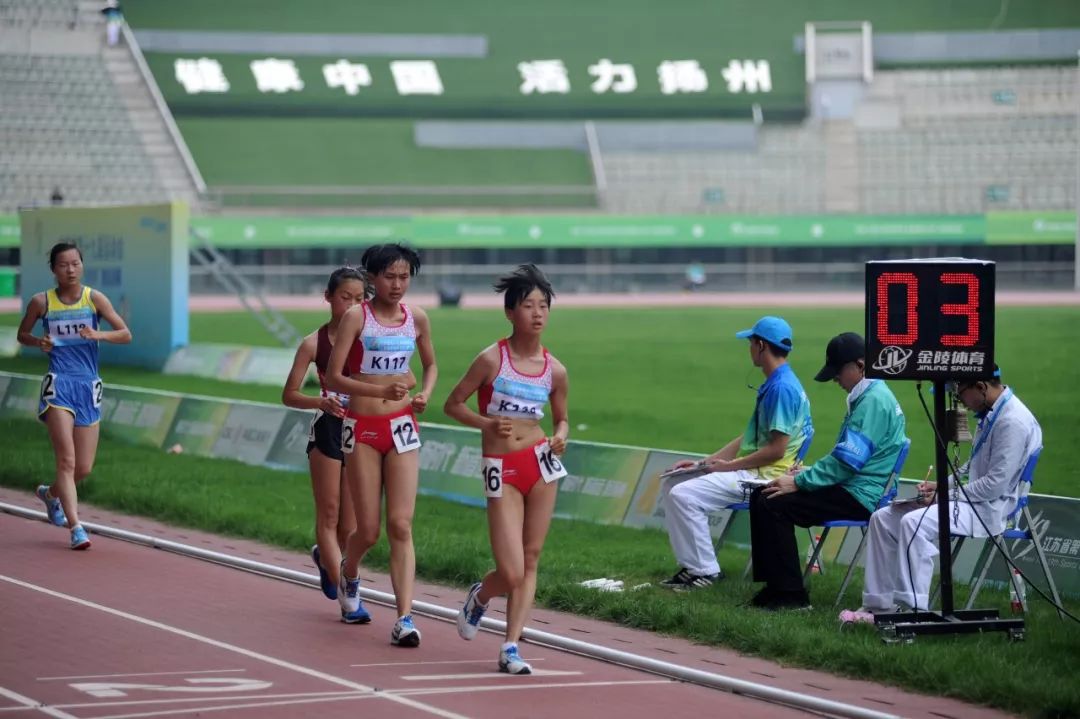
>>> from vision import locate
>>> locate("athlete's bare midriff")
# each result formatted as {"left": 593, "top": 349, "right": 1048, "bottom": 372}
{"left": 349, "top": 369, "right": 418, "bottom": 416}
{"left": 480, "top": 415, "right": 546, "bottom": 456}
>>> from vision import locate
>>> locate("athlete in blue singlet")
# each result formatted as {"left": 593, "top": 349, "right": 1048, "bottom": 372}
{"left": 16, "top": 242, "right": 132, "bottom": 549}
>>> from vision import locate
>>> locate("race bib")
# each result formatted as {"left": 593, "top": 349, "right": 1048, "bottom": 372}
{"left": 91, "top": 378, "right": 103, "bottom": 408}
{"left": 482, "top": 457, "right": 503, "bottom": 498}
{"left": 308, "top": 409, "right": 323, "bottom": 442}
{"left": 341, "top": 417, "right": 357, "bottom": 454}
{"left": 534, "top": 442, "right": 568, "bottom": 483}
{"left": 40, "top": 373, "right": 57, "bottom": 402}
{"left": 390, "top": 414, "right": 421, "bottom": 454}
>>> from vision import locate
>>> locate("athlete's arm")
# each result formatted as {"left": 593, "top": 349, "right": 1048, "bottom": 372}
{"left": 282, "top": 333, "right": 343, "bottom": 415}
{"left": 325, "top": 307, "right": 407, "bottom": 400}
{"left": 16, "top": 293, "right": 51, "bottom": 352}
{"left": 443, "top": 346, "right": 510, "bottom": 436}
{"left": 547, "top": 359, "right": 570, "bottom": 455}
{"left": 84, "top": 290, "right": 132, "bottom": 344}
{"left": 410, "top": 307, "right": 438, "bottom": 413}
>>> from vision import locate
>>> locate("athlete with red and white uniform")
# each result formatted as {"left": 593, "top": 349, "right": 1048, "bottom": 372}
{"left": 326, "top": 244, "right": 437, "bottom": 647}
{"left": 444, "top": 264, "right": 570, "bottom": 675}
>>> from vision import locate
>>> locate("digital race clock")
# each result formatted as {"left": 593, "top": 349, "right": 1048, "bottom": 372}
{"left": 864, "top": 259, "right": 995, "bottom": 381}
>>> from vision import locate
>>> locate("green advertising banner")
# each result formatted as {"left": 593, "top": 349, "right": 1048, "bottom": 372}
{"left": 0, "top": 374, "right": 40, "bottom": 419}
{"left": 986, "top": 211, "right": 1077, "bottom": 245}
{"left": 2, "top": 369, "right": 1078, "bottom": 597}
{"left": 163, "top": 343, "right": 304, "bottom": 386}
{"left": 99, "top": 387, "right": 183, "bottom": 448}
{"left": 163, "top": 396, "right": 233, "bottom": 456}
{"left": 265, "top": 408, "right": 316, "bottom": 471}
{"left": 1, "top": 212, "right": 1073, "bottom": 249}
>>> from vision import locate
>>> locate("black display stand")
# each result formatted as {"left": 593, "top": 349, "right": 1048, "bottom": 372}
{"left": 872, "top": 380, "right": 1024, "bottom": 642}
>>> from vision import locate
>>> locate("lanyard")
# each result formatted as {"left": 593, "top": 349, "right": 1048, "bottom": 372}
{"left": 968, "top": 388, "right": 1013, "bottom": 461}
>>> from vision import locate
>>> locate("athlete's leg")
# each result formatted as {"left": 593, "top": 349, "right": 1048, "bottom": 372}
{"left": 337, "top": 466, "right": 357, "bottom": 551}
{"left": 310, "top": 448, "right": 345, "bottom": 586}
{"left": 342, "top": 443, "right": 384, "bottom": 579}
{"left": 44, "top": 408, "right": 78, "bottom": 528}
{"left": 382, "top": 448, "right": 420, "bottom": 617}
{"left": 72, "top": 423, "right": 99, "bottom": 485}
{"left": 476, "top": 486, "right": 527, "bottom": 604}
{"left": 505, "top": 479, "right": 558, "bottom": 644}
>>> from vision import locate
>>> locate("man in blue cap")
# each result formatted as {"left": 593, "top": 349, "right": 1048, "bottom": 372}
{"left": 660, "top": 315, "right": 812, "bottom": 591}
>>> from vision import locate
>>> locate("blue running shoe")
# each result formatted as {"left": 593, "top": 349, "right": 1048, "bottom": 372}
{"left": 70, "top": 525, "right": 91, "bottom": 550}
{"left": 391, "top": 615, "right": 421, "bottom": 647}
{"left": 457, "top": 581, "right": 488, "bottom": 640}
{"left": 312, "top": 544, "right": 337, "bottom": 600}
{"left": 498, "top": 644, "right": 532, "bottom": 675}
{"left": 36, "top": 485, "right": 66, "bottom": 527}
{"left": 337, "top": 560, "right": 371, "bottom": 624}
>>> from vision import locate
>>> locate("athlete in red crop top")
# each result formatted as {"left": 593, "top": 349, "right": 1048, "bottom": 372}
{"left": 443, "top": 264, "right": 569, "bottom": 675}
{"left": 282, "top": 267, "right": 367, "bottom": 608}
{"left": 325, "top": 244, "right": 438, "bottom": 646}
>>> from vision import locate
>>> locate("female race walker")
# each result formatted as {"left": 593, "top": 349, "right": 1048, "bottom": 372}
{"left": 16, "top": 242, "right": 132, "bottom": 549}
{"left": 444, "top": 264, "right": 570, "bottom": 675}
{"left": 282, "top": 266, "right": 366, "bottom": 605}
{"left": 326, "top": 243, "right": 437, "bottom": 646}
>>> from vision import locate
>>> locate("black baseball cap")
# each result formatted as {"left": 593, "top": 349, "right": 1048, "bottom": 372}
{"left": 814, "top": 332, "right": 865, "bottom": 382}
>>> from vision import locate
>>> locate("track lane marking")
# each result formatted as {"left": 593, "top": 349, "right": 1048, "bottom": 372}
{"left": 0, "top": 687, "right": 78, "bottom": 719}
{"left": 38, "top": 670, "right": 246, "bottom": 682}
{"left": 401, "top": 670, "right": 582, "bottom": 681}
{"left": 0, "top": 574, "right": 469, "bottom": 719}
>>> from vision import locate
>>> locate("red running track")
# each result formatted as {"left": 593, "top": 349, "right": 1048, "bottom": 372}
{"left": 0, "top": 512, "right": 813, "bottom": 719}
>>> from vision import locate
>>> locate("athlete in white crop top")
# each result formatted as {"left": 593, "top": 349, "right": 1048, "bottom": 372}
{"left": 325, "top": 244, "right": 438, "bottom": 644}
{"left": 444, "top": 264, "right": 569, "bottom": 676}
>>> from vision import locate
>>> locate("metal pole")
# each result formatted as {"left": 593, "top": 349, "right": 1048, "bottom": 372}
{"left": 1, "top": 502, "right": 900, "bottom": 719}
{"left": 934, "top": 380, "right": 955, "bottom": 616}
{"left": 1074, "top": 50, "right": 1079, "bottom": 291}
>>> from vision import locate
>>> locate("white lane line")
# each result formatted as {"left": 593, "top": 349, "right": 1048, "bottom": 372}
{"left": 351, "top": 658, "right": 545, "bottom": 668}
{"left": 0, "top": 574, "right": 470, "bottom": 719}
{"left": 90, "top": 694, "right": 378, "bottom": 719}
{"left": 401, "top": 670, "right": 582, "bottom": 681}
{"left": 89, "top": 681, "right": 675, "bottom": 719}
{"left": 38, "top": 669, "right": 246, "bottom": 682}
{"left": 0, "top": 687, "right": 78, "bottom": 719}
{"left": 48, "top": 690, "right": 366, "bottom": 711}
{"left": 395, "top": 679, "right": 673, "bottom": 697}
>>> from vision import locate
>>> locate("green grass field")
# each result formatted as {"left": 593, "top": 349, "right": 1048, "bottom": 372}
{"left": 1, "top": 418, "right": 1077, "bottom": 718}
{"left": 3, "top": 305, "right": 1077, "bottom": 496}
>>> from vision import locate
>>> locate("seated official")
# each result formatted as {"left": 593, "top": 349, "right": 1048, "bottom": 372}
{"left": 750, "top": 332, "right": 906, "bottom": 611}
{"left": 660, "top": 316, "right": 811, "bottom": 591}
{"left": 844, "top": 367, "right": 1041, "bottom": 620}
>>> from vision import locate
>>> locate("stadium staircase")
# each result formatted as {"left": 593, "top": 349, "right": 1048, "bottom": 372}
{"left": 189, "top": 228, "right": 301, "bottom": 347}
{"left": 0, "top": 0, "right": 202, "bottom": 211}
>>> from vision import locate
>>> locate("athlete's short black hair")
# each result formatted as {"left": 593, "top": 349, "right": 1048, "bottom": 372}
{"left": 360, "top": 243, "right": 421, "bottom": 277}
{"left": 494, "top": 264, "right": 554, "bottom": 311}
{"left": 325, "top": 265, "right": 366, "bottom": 296}
{"left": 48, "top": 242, "right": 82, "bottom": 269}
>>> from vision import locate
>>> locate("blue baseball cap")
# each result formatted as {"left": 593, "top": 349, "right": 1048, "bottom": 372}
{"left": 735, "top": 316, "right": 793, "bottom": 353}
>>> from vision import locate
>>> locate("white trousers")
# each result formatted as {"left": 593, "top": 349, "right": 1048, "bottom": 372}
{"left": 662, "top": 470, "right": 755, "bottom": 576}
{"left": 862, "top": 501, "right": 994, "bottom": 611}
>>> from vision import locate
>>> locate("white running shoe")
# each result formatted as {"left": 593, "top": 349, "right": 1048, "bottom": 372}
{"left": 391, "top": 615, "right": 421, "bottom": 647}
{"left": 456, "top": 582, "right": 487, "bottom": 640}
{"left": 337, "top": 560, "right": 371, "bottom": 624}
{"left": 498, "top": 644, "right": 532, "bottom": 675}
